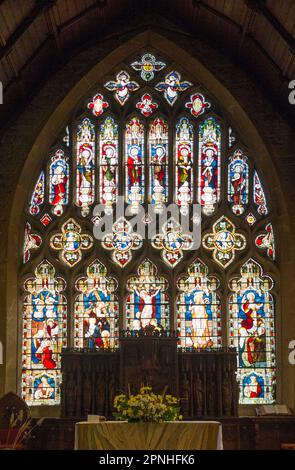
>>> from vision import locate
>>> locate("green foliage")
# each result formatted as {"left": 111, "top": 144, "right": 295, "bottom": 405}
{"left": 113, "top": 386, "right": 182, "bottom": 423}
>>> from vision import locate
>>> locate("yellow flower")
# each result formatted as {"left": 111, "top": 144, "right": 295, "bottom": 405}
{"left": 114, "top": 387, "right": 180, "bottom": 422}
{"left": 140, "top": 386, "right": 152, "bottom": 394}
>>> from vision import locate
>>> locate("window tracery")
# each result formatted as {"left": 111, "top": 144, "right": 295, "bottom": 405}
{"left": 21, "top": 52, "right": 276, "bottom": 406}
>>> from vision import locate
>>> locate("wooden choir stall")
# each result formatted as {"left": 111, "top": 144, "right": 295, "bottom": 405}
{"left": 61, "top": 330, "right": 239, "bottom": 420}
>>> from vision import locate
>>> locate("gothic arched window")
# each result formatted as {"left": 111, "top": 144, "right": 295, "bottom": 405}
{"left": 21, "top": 52, "right": 276, "bottom": 407}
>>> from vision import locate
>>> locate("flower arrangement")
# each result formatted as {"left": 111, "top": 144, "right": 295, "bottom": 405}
{"left": 113, "top": 386, "right": 182, "bottom": 423}
{"left": 0, "top": 407, "right": 44, "bottom": 450}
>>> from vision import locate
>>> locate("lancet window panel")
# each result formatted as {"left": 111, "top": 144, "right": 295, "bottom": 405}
{"left": 228, "top": 259, "right": 276, "bottom": 404}
{"left": 177, "top": 259, "right": 222, "bottom": 350}
{"left": 126, "top": 260, "right": 170, "bottom": 332}
{"left": 22, "top": 260, "right": 67, "bottom": 406}
{"left": 125, "top": 117, "right": 145, "bottom": 210}
{"left": 197, "top": 116, "right": 222, "bottom": 216}
{"left": 74, "top": 260, "right": 119, "bottom": 350}
{"left": 99, "top": 116, "right": 119, "bottom": 209}
{"left": 75, "top": 117, "right": 96, "bottom": 217}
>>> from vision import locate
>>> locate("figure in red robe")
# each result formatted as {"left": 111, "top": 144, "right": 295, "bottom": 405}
{"left": 231, "top": 168, "right": 245, "bottom": 206}
{"left": 51, "top": 165, "right": 67, "bottom": 206}
{"left": 127, "top": 145, "right": 141, "bottom": 186}
{"left": 244, "top": 375, "right": 262, "bottom": 398}
{"left": 42, "top": 344, "right": 56, "bottom": 370}
{"left": 153, "top": 145, "right": 166, "bottom": 186}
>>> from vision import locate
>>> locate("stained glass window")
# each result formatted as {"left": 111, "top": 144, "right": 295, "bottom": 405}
{"left": 151, "top": 217, "right": 193, "bottom": 267}
{"left": 149, "top": 117, "right": 168, "bottom": 211}
{"left": 50, "top": 218, "right": 93, "bottom": 267}
{"left": 131, "top": 53, "right": 165, "bottom": 81}
{"left": 125, "top": 117, "right": 145, "bottom": 213}
{"left": 87, "top": 93, "right": 109, "bottom": 116}
{"left": 175, "top": 117, "right": 194, "bottom": 212}
{"left": 40, "top": 213, "right": 52, "bottom": 227}
{"left": 22, "top": 260, "right": 67, "bottom": 405}
{"left": 102, "top": 217, "right": 143, "bottom": 267}
{"left": 21, "top": 51, "right": 276, "bottom": 408}
{"left": 253, "top": 171, "right": 268, "bottom": 216}
{"left": 185, "top": 93, "right": 210, "bottom": 118}
{"left": 177, "top": 259, "right": 221, "bottom": 349}
{"left": 104, "top": 71, "right": 139, "bottom": 105}
{"left": 228, "top": 149, "right": 249, "bottom": 215}
{"left": 63, "top": 125, "right": 70, "bottom": 147}
{"left": 255, "top": 223, "right": 275, "bottom": 260}
{"left": 155, "top": 71, "right": 192, "bottom": 105}
{"left": 202, "top": 216, "right": 247, "bottom": 268}
{"left": 74, "top": 260, "right": 118, "bottom": 350}
{"left": 49, "top": 149, "right": 69, "bottom": 216}
{"left": 99, "top": 116, "right": 119, "bottom": 209}
{"left": 126, "top": 260, "right": 169, "bottom": 331}
{"left": 76, "top": 118, "right": 95, "bottom": 217}
{"left": 29, "top": 171, "right": 45, "bottom": 215}
{"left": 228, "top": 259, "right": 275, "bottom": 404}
{"left": 246, "top": 213, "right": 256, "bottom": 227}
{"left": 198, "top": 117, "right": 221, "bottom": 215}
{"left": 228, "top": 127, "right": 236, "bottom": 147}
{"left": 23, "top": 222, "right": 42, "bottom": 264}
{"left": 136, "top": 94, "right": 158, "bottom": 117}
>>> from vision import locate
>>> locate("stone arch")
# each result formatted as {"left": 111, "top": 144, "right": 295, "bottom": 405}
{"left": 1, "top": 30, "right": 294, "bottom": 413}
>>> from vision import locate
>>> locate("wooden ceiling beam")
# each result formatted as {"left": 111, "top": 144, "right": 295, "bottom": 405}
{"left": 44, "top": 7, "right": 64, "bottom": 61}
{"left": 197, "top": 1, "right": 243, "bottom": 30}
{"left": 59, "top": 0, "right": 107, "bottom": 33}
{"left": 245, "top": 0, "right": 295, "bottom": 52}
{"left": 257, "top": 1, "right": 295, "bottom": 52}
{"left": 0, "top": 0, "right": 55, "bottom": 60}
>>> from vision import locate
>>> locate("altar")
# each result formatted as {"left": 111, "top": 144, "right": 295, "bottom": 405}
{"left": 75, "top": 421, "right": 223, "bottom": 450}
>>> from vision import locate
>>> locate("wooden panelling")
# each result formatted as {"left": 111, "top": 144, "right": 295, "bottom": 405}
{"left": 61, "top": 337, "right": 239, "bottom": 420}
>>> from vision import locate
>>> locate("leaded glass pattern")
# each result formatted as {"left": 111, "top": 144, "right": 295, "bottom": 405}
{"left": 136, "top": 93, "right": 158, "bottom": 117}
{"left": 87, "top": 93, "right": 109, "bottom": 116}
{"left": 155, "top": 71, "right": 192, "bottom": 105}
{"left": 74, "top": 260, "right": 118, "bottom": 350}
{"left": 50, "top": 218, "right": 93, "bottom": 267}
{"left": 177, "top": 259, "right": 221, "bottom": 350}
{"left": 49, "top": 149, "right": 69, "bottom": 216}
{"left": 131, "top": 53, "right": 165, "bottom": 81}
{"left": 21, "top": 51, "right": 276, "bottom": 408}
{"left": 104, "top": 70, "right": 139, "bottom": 105}
{"left": 253, "top": 171, "right": 268, "bottom": 216}
{"left": 99, "top": 116, "right": 119, "bottom": 209}
{"left": 202, "top": 216, "right": 247, "bottom": 268}
{"left": 175, "top": 117, "right": 194, "bottom": 213}
{"left": 228, "top": 259, "right": 275, "bottom": 404}
{"left": 23, "top": 222, "right": 42, "bottom": 264}
{"left": 22, "top": 261, "right": 67, "bottom": 405}
{"left": 126, "top": 260, "right": 169, "bottom": 331}
{"left": 29, "top": 171, "right": 45, "bottom": 215}
{"left": 102, "top": 217, "right": 143, "bottom": 267}
{"left": 198, "top": 117, "right": 221, "bottom": 216}
{"left": 185, "top": 93, "right": 210, "bottom": 118}
{"left": 125, "top": 117, "right": 145, "bottom": 212}
{"left": 151, "top": 217, "right": 193, "bottom": 267}
{"left": 76, "top": 118, "right": 95, "bottom": 217}
{"left": 228, "top": 149, "right": 249, "bottom": 216}
{"left": 255, "top": 223, "right": 275, "bottom": 260}
{"left": 149, "top": 117, "right": 169, "bottom": 210}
